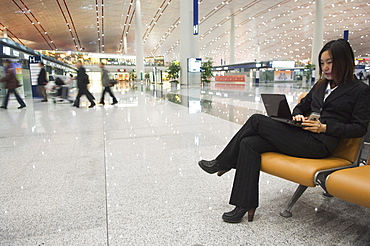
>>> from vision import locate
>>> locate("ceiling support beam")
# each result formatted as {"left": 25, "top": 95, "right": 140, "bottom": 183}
{"left": 135, "top": 0, "right": 145, "bottom": 80}
{"left": 311, "top": 0, "right": 324, "bottom": 81}
{"left": 229, "top": 12, "right": 235, "bottom": 65}
{"left": 180, "top": 0, "right": 199, "bottom": 85}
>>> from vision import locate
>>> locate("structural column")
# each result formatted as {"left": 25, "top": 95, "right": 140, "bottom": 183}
{"left": 123, "top": 34, "right": 128, "bottom": 55}
{"left": 135, "top": 0, "right": 145, "bottom": 81}
{"left": 3, "top": 28, "right": 8, "bottom": 38}
{"left": 311, "top": 0, "right": 324, "bottom": 80}
{"left": 180, "top": 0, "right": 199, "bottom": 85}
{"left": 229, "top": 13, "right": 235, "bottom": 65}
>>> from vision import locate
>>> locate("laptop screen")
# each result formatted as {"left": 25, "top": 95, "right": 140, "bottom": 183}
{"left": 261, "top": 94, "right": 292, "bottom": 119}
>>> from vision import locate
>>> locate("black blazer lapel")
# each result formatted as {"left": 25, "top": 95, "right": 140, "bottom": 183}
{"left": 317, "top": 82, "right": 326, "bottom": 102}
{"left": 323, "top": 81, "right": 359, "bottom": 105}
{"left": 311, "top": 82, "right": 327, "bottom": 110}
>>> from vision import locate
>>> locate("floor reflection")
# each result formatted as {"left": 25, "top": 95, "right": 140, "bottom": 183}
{"left": 144, "top": 81, "right": 309, "bottom": 125}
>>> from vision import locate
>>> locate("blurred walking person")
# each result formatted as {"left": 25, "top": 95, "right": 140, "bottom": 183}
{"left": 0, "top": 60, "right": 26, "bottom": 109}
{"left": 37, "top": 62, "right": 48, "bottom": 102}
{"left": 72, "top": 60, "right": 96, "bottom": 108}
{"left": 99, "top": 62, "right": 118, "bottom": 105}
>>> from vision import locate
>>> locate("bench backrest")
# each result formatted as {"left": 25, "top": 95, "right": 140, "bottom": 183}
{"left": 331, "top": 138, "right": 362, "bottom": 163}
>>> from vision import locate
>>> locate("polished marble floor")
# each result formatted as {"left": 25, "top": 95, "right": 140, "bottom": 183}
{"left": 0, "top": 81, "right": 369, "bottom": 245}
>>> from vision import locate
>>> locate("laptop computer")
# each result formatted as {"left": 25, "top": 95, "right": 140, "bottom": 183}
{"left": 261, "top": 94, "right": 303, "bottom": 127}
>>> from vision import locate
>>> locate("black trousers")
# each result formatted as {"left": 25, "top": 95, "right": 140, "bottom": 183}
{"left": 73, "top": 86, "right": 95, "bottom": 106}
{"left": 216, "top": 114, "right": 331, "bottom": 210}
{"left": 2, "top": 88, "right": 26, "bottom": 107}
{"left": 100, "top": 86, "right": 117, "bottom": 104}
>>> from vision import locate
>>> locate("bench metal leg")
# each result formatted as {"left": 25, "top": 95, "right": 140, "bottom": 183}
{"left": 280, "top": 185, "right": 308, "bottom": 218}
{"left": 322, "top": 192, "right": 333, "bottom": 197}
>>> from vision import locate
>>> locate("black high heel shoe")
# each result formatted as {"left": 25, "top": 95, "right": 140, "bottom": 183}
{"left": 217, "top": 170, "right": 230, "bottom": 176}
{"left": 198, "top": 160, "right": 230, "bottom": 175}
{"left": 222, "top": 207, "right": 256, "bottom": 223}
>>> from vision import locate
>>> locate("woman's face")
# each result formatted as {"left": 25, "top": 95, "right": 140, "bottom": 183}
{"left": 320, "top": 50, "right": 333, "bottom": 80}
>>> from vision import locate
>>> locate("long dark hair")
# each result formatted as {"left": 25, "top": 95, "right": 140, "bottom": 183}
{"left": 316, "top": 39, "right": 355, "bottom": 88}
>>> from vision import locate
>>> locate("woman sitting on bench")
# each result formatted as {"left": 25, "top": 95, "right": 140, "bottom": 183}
{"left": 198, "top": 39, "right": 370, "bottom": 223}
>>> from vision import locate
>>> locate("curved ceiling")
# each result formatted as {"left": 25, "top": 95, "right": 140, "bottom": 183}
{"left": 0, "top": 0, "right": 369, "bottom": 65}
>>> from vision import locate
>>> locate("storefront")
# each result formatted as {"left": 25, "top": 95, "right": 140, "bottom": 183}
{"left": 0, "top": 38, "right": 75, "bottom": 98}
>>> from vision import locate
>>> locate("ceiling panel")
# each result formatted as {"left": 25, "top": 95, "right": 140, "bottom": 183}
{"left": 0, "top": 0, "right": 368, "bottom": 65}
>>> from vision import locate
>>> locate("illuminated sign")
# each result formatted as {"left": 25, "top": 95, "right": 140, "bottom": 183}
{"left": 272, "top": 61, "right": 295, "bottom": 68}
{"left": 29, "top": 56, "right": 42, "bottom": 64}
{"left": 188, "top": 58, "right": 202, "bottom": 73}
{"left": 3, "top": 47, "right": 10, "bottom": 55}
{"left": 193, "top": 0, "right": 198, "bottom": 35}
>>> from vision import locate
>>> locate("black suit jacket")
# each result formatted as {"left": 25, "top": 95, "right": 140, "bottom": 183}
{"left": 77, "top": 66, "right": 89, "bottom": 89}
{"left": 293, "top": 78, "right": 370, "bottom": 154}
{"left": 37, "top": 67, "right": 47, "bottom": 85}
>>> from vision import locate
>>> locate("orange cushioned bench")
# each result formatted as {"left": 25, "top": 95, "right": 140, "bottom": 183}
{"left": 260, "top": 137, "right": 363, "bottom": 217}
{"left": 326, "top": 165, "right": 370, "bottom": 208}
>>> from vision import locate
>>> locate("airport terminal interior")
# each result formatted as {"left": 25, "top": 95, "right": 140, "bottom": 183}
{"left": 1, "top": 0, "right": 370, "bottom": 245}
